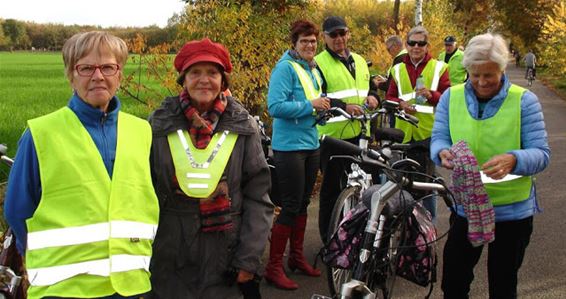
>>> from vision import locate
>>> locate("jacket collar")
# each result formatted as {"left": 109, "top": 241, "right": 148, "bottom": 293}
{"left": 68, "top": 92, "right": 120, "bottom": 126}
{"left": 150, "top": 96, "right": 255, "bottom": 137}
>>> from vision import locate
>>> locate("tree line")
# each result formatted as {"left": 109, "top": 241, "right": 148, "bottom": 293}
{"left": 1, "top": 0, "right": 564, "bottom": 116}
{"left": 0, "top": 18, "right": 179, "bottom": 52}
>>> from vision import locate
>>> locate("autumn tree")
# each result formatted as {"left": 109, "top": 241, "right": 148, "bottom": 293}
{"left": 176, "top": 0, "right": 319, "bottom": 115}
{"left": 538, "top": 0, "right": 566, "bottom": 75}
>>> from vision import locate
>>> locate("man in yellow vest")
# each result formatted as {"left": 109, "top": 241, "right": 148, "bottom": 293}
{"left": 314, "top": 15, "right": 380, "bottom": 242}
{"left": 376, "top": 35, "right": 408, "bottom": 93}
{"left": 375, "top": 35, "right": 409, "bottom": 127}
{"left": 4, "top": 31, "right": 159, "bottom": 299}
{"left": 386, "top": 25, "right": 451, "bottom": 219}
{"left": 438, "top": 35, "right": 467, "bottom": 84}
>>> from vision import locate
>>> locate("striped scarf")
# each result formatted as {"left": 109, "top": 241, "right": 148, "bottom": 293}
{"left": 450, "top": 140, "right": 495, "bottom": 247}
{"left": 179, "top": 89, "right": 232, "bottom": 232}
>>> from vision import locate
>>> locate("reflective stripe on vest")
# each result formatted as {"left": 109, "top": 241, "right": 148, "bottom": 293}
{"left": 28, "top": 254, "right": 150, "bottom": 287}
{"left": 315, "top": 50, "right": 370, "bottom": 139}
{"left": 287, "top": 60, "right": 322, "bottom": 100}
{"left": 168, "top": 130, "right": 238, "bottom": 198}
{"left": 27, "top": 221, "right": 157, "bottom": 250}
{"left": 449, "top": 84, "right": 532, "bottom": 206}
{"left": 26, "top": 107, "right": 158, "bottom": 298}
{"left": 392, "top": 60, "right": 447, "bottom": 143}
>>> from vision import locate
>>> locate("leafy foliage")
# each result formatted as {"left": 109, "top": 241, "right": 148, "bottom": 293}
{"left": 175, "top": 0, "right": 320, "bottom": 116}
{"left": 538, "top": 0, "right": 566, "bottom": 75}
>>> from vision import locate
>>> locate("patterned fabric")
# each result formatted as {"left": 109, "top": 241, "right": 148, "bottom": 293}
{"left": 179, "top": 88, "right": 227, "bottom": 149}
{"left": 450, "top": 140, "right": 495, "bottom": 247}
{"left": 178, "top": 89, "right": 232, "bottom": 232}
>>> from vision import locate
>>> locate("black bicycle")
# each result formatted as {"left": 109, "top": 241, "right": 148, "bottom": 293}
{"left": 526, "top": 67, "right": 534, "bottom": 87}
{"left": 319, "top": 137, "right": 454, "bottom": 299}
{"left": 0, "top": 144, "right": 26, "bottom": 299}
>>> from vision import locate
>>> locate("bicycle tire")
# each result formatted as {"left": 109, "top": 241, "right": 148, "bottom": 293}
{"left": 371, "top": 215, "right": 406, "bottom": 299}
{"left": 326, "top": 185, "right": 362, "bottom": 297}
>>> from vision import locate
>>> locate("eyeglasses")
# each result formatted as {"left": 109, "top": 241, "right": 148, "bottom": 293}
{"left": 298, "top": 39, "right": 318, "bottom": 46}
{"left": 327, "top": 30, "right": 348, "bottom": 39}
{"left": 75, "top": 64, "right": 120, "bottom": 77}
{"left": 407, "top": 40, "right": 428, "bottom": 47}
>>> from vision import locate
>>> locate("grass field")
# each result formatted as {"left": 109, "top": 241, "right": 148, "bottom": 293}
{"left": 0, "top": 51, "right": 175, "bottom": 181}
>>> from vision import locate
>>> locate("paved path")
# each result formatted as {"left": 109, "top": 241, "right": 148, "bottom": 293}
{"left": 262, "top": 64, "right": 566, "bottom": 299}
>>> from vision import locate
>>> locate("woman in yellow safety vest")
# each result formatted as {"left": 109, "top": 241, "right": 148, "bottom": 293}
{"left": 148, "top": 38, "right": 273, "bottom": 298}
{"left": 431, "top": 33, "right": 550, "bottom": 298}
{"left": 265, "top": 19, "right": 330, "bottom": 290}
{"left": 4, "top": 31, "right": 159, "bottom": 299}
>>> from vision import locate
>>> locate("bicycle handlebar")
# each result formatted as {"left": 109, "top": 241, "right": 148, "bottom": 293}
{"left": 320, "top": 135, "right": 385, "bottom": 165}
{"left": 315, "top": 101, "right": 419, "bottom": 128}
{"left": 0, "top": 144, "right": 14, "bottom": 167}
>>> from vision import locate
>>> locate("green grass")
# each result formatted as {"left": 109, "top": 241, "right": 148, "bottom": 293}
{"left": 0, "top": 51, "right": 175, "bottom": 181}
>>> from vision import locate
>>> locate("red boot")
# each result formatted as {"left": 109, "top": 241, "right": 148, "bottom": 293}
{"left": 264, "top": 223, "right": 299, "bottom": 290}
{"left": 288, "top": 215, "right": 321, "bottom": 277}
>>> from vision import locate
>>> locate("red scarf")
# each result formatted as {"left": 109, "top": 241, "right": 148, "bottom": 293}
{"left": 178, "top": 89, "right": 232, "bottom": 232}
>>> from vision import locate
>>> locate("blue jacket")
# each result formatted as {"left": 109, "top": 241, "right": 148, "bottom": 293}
{"left": 4, "top": 93, "right": 120, "bottom": 253}
{"left": 267, "top": 50, "right": 320, "bottom": 151}
{"left": 431, "top": 75, "right": 550, "bottom": 221}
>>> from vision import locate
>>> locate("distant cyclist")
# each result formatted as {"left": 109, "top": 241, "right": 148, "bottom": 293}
{"left": 523, "top": 50, "right": 536, "bottom": 80}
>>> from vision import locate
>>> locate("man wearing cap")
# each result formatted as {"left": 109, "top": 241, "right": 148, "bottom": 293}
{"left": 438, "top": 35, "right": 467, "bottom": 84}
{"left": 386, "top": 25, "right": 451, "bottom": 219}
{"left": 314, "top": 15, "right": 380, "bottom": 242}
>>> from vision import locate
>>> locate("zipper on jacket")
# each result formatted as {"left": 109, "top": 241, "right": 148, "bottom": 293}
{"left": 100, "top": 113, "right": 110, "bottom": 177}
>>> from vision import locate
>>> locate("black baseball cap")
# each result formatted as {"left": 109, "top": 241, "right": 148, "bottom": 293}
{"left": 322, "top": 16, "right": 348, "bottom": 33}
{"left": 444, "top": 36, "right": 456, "bottom": 43}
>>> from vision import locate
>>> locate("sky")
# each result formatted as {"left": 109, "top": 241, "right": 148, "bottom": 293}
{"left": 0, "top": 0, "right": 187, "bottom": 28}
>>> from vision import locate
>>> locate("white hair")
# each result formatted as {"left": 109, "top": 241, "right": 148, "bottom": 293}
{"left": 462, "top": 33, "right": 509, "bottom": 71}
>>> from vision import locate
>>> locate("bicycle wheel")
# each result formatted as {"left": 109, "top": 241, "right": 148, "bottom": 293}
{"left": 527, "top": 69, "right": 533, "bottom": 87}
{"left": 369, "top": 206, "right": 409, "bottom": 299}
{"left": 326, "top": 185, "right": 362, "bottom": 297}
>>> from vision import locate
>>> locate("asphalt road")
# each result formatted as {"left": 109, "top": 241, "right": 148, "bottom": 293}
{"left": 261, "top": 64, "right": 566, "bottom": 299}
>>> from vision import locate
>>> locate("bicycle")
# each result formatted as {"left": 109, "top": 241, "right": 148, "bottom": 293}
{"left": 315, "top": 102, "right": 420, "bottom": 297}
{"left": 319, "top": 136, "right": 455, "bottom": 299}
{"left": 0, "top": 144, "right": 26, "bottom": 299}
{"left": 526, "top": 67, "right": 534, "bottom": 87}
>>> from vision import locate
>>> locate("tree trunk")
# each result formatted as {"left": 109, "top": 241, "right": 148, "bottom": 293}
{"left": 393, "top": 0, "right": 401, "bottom": 33}
{"left": 415, "top": 0, "right": 423, "bottom": 26}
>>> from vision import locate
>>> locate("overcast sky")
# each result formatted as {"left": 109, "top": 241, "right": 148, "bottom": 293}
{"left": 0, "top": 0, "right": 187, "bottom": 28}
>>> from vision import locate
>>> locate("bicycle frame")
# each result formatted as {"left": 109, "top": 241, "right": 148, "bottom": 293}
{"left": 338, "top": 175, "right": 448, "bottom": 299}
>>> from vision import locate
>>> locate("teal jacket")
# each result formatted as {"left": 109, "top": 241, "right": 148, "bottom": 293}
{"left": 267, "top": 50, "right": 320, "bottom": 151}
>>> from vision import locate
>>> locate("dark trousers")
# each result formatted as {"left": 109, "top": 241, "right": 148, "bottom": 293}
{"left": 442, "top": 214, "right": 533, "bottom": 299}
{"left": 406, "top": 138, "right": 437, "bottom": 219}
{"left": 318, "top": 136, "right": 364, "bottom": 243}
{"left": 273, "top": 149, "right": 320, "bottom": 226}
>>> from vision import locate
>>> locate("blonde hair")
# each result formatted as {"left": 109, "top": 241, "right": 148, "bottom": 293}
{"left": 406, "top": 26, "right": 429, "bottom": 42}
{"left": 463, "top": 33, "right": 509, "bottom": 71}
{"left": 62, "top": 31, "right": 128, "bottom": 80}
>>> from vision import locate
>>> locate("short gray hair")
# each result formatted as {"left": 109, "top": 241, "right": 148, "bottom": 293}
{"left": 62, "top": 31, "right": 128, "bottom": 81}
{"left": 462, "top": 33, "right": 509, "bottom": 71}
{"left": 406, "top": 26, "right": 429, "bottom": 42}
{"left": 385, "top": 35, "right": 403, "bottom": 49}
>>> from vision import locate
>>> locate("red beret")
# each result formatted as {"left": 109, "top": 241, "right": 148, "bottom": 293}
{"left": 174, "top": 38, "right": 233, "bottom": 74}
